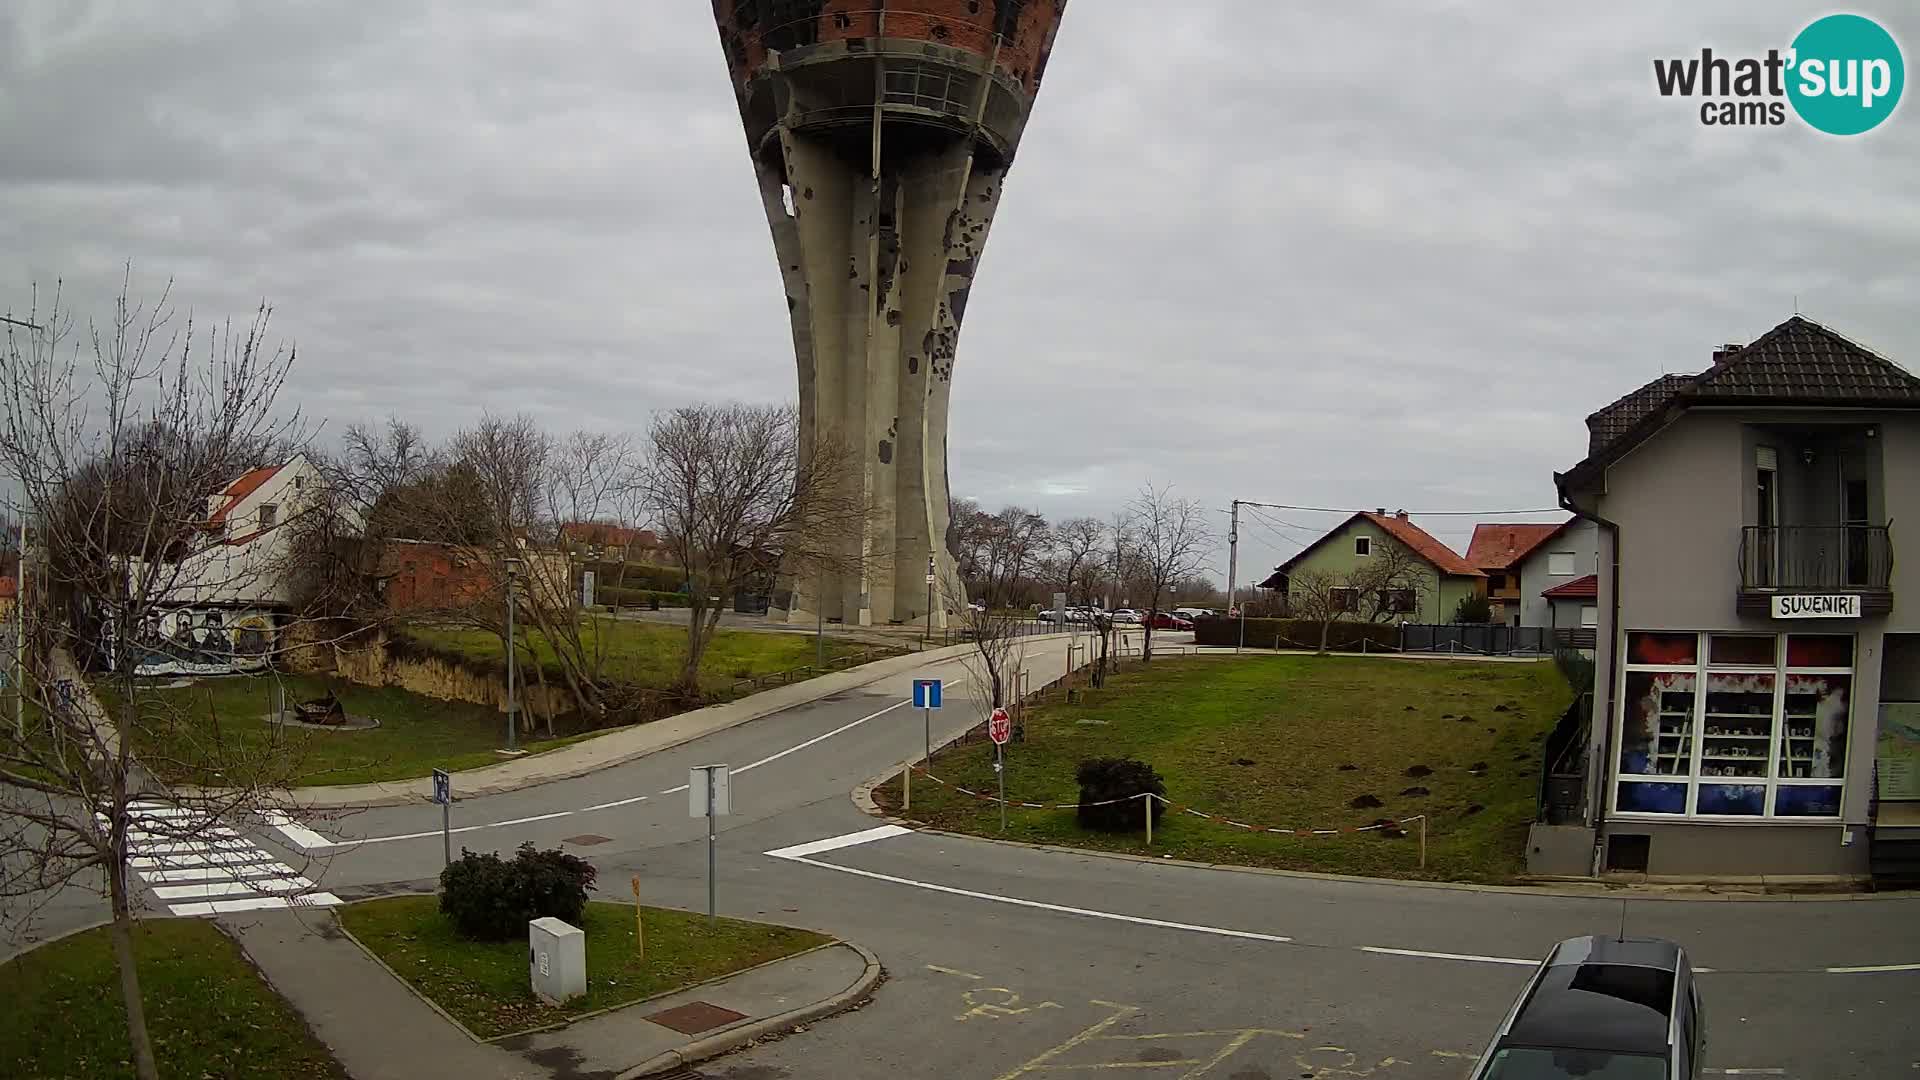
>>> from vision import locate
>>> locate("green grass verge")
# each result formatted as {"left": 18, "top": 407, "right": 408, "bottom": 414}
{"left": 402, "top": 617, "right": 889, "bottom": 697}
{"left": 0, "top": 919, "right": 343, "bottom": 1079}
{"left": 338, "top": 896, "right": 831, "bottom": 1039}
{"left": 877, "top": 655, "right": 1573, "bottom": 883}
{"left": 104, "top": 674, "right": 598, "bottom": 787}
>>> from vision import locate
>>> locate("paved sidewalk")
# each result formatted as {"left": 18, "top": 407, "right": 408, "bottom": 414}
{"left": 277, "top": 632, "right": 1079, "bottom": 809}
{"left": 223, "top": 911, "right": 537, "bottom": 1080}
{"left": 224, "top": 908, "right": 877, "bottom": 1080}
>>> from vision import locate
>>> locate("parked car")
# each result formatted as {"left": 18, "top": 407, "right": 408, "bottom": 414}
{"left": 1467, "top": 935, "right": 1703, "bottom": 1080}
{"left": 1173, "top": 607, "right": 1214, "bottom": 621}
{"left": 1146, "top": 611, "right": 1193, "bottom": 630}
{"left": 1110, "top": 608, "right": 1142, "bottom": 624}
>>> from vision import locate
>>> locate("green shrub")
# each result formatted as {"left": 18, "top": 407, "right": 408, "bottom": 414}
{"left": 583, "top": 562, "right": 687, "bottom": 593}
{"left": 1453, "top": 593, "right": 1493, "bottom": 624}
{"left": 598, "top": 586, "right": 690, "bottom": 609}
{"left": 1074, "top": 757, "right": 1166, "bottom": 832}
{"left": 1191, "top": 617, "right": 1398, "bottom": 651}
{"left": 438, "top": 842, "right": 598, "bottom": 940}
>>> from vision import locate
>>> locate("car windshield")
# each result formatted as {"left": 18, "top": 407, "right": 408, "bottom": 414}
{"left": 1482, "top": 1047, "right": 1668, "bottom": 1079}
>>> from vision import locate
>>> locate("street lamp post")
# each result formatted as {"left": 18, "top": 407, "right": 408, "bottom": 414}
{"left": 503, "top": 556, "right": 522, "bottom": 752}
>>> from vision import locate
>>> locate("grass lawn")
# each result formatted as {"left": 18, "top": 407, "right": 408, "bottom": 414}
{"left": 339, "top": 896, "right": 831, "bottom": 1039}
{"left": 876, "top": 655, "right": 1573, "bottom": 883}
{"left": 0, "top": 919, "right": 343, "bottom": 1079}
{"left": 403, "top": 617, "right": 890, "bottom": 698}
{"left": 104, "top": 674, "right": 599, "bottom": 787}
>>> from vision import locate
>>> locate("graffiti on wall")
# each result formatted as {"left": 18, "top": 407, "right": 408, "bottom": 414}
{"left": 126, "top": 608, "right": 279, "bottom": 677}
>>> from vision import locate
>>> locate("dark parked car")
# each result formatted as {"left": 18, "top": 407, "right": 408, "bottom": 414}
{"left": 1468, "top": 936, "right": 1704, "bottom": 1079}
{"left": 1145, "top": 611, "right": 1193, "bottom": 631}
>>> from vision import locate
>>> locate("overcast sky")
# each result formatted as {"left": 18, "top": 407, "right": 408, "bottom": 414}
{"left": 4, "top": 2, "right": 1916, "bottom": 585}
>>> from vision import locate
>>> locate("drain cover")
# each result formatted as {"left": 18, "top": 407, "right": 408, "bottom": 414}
{"left": 562, "top": 833, "right": 612, "bottom": 846}
{"left": 646, "top": 1001, "right": 749, "bottom": 1035}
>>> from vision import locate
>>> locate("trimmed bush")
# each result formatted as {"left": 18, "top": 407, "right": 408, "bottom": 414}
{"left": 598, "top": 586, "right": 690, "bottom": 609}
{"left": 1191, "top": 617, "right": 1398, "bottom": 652}
{"left": 1075, "top": 757, "right": 1166, "bottom": 832}
{"left": 583, "top": 562, "right": 687, "bottom": 593}
{"left": 439, "top": 842, "right": 598, "bottom": 940}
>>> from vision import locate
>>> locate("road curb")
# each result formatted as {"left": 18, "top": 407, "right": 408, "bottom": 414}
{"left": 614, "top": 941, "right": 884, "bottom": 1080}
{"left": 260, "top": 636, "right": 1075, "bottom": 810}
{"left": 851, "top": 773, "right": 1906, "bottom": 904}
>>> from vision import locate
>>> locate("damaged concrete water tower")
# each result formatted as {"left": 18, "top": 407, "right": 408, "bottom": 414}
{"left": 713, "top": 1, "right": 1069, "bottom": 627}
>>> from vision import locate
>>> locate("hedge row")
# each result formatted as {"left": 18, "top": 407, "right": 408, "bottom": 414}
{"left": 582, "top": 561, "right": 687, "bottom": 593}
{"left": 597, "top": 586, "right": 690, "bottom": 608}
{"left": 1192, "top": 616, "right": 1398, "bottom": 651}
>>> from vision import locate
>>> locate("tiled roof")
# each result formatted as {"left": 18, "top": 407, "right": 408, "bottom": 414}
{"left": 1689, "top": 315, "right": 1920, "bottom": 403}
{"left": 1541, "top": 574, "right": 1598, "bottom": 600}
{"left": 1585, "top": 374, "right": 1693, "bottom": 456}
{"left": 1465, "top": 521, "right": 1571, "bottom": 572}
{"left": 1264, "top": 511, "right": 1484, "bottom": 586}
{"left": 208, "top": 463, "right": 284, "bottom": 524}
{"left": 1563, "top": 316, "right": 1920, "bottom": 488}
{"left": 1361, "top": 512, "right": 1483, "bottom": 577}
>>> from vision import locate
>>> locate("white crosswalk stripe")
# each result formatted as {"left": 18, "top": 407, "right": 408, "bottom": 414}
{"left": 113, "top": 803, "right": 339, "bottom": 916}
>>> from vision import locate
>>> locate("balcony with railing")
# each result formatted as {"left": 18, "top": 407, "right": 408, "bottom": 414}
{"left": 1738, "top": 525, "right": 1894, "bottom": 615}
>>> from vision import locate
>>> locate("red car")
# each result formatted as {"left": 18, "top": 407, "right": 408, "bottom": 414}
{"left": 1145, "top": 611, "right": 1193, "bottom": 631}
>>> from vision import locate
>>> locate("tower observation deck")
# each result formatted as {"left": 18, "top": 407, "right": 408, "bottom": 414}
{"left": 713, "top": 2, "right": 1069, "bottom": 626}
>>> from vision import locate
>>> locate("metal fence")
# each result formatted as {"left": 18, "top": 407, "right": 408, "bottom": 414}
{"left": 1396, "top": 624, "right": 1558, "bottom": 655}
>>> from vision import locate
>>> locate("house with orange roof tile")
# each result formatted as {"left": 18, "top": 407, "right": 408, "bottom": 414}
{"left": 1257, "top": 509, "right": 1486, "bottom": 624}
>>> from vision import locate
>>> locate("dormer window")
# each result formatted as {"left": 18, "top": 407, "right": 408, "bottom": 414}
{"left": 259, "top": 504, "right": 278, "bottom": 529}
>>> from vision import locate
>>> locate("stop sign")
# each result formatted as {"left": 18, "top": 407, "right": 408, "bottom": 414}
{"left": 988, "top": 707, "right": 1011, "bottom": 745}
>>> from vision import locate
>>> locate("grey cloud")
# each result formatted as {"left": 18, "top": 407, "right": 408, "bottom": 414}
{"left": 3, "top": 1, "right": 1915, "bottom": 578}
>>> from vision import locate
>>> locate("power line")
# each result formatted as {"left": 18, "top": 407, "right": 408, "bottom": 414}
{"left": 1235, "top": 498, "right": 1564, "bottom": 518}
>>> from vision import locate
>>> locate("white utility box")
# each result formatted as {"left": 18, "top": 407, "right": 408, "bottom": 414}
{"left": 528, "top": 916, "right": 586, "bottom": 1005}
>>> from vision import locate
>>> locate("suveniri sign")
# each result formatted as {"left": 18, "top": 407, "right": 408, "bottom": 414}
{"left": 1771, "top": 594, "right": 1862, "bottom": 619}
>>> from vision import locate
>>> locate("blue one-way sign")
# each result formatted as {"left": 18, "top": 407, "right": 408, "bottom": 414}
{"left": 912, "top": 678, "right": 942, "bottom": 710}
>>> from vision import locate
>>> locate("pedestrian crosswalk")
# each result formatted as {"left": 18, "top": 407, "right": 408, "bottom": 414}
{"left": 101, "top": 801, "right": 341, "bottom": 917}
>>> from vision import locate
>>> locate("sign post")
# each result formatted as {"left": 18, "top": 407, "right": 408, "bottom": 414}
{"left": 989, "top": 707, "right": 1011, "bottom": 832}
{"left": 913, "top": 678, "right": 942, "bottom": 763}
{"left": 690, "top": 765, "right": 732, "bottom": 921}
{"left": 431, "top": 768, "right": 452, "bottom": 867}
{"left": 630, "top": 875, "right": 645, "bottom": 961}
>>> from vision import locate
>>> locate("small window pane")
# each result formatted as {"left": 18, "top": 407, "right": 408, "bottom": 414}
{"left": 1709, "top": 634, "right": 1775, "bottom": 666}
{"left": 1781, "top": 673, "right": 1850, "bottom": 778}
{"left": 1354, "top": 536, "right": 1370, "bottom": 556}
{"left": 1787, "top": 634, "right": 1853, "bottom": 668}
{"left": 1617, "top": 781, "right": 1688, "bottom": 814}
{"left": 1548, "top": 552, "right": 1576, "bottom": 576}
{"left": 1628, "top": 631, "right": 1697, "bottom": 665}
{"left": 1697, "top": 783, "right": 1766, "bottom": 816}
{"left": 1773, "top": 785, "right": 1842, "bottom": 817}
{"left": 1701, "top": 672, "right": 1772, "bottom": 779}
{"left": 1620, "top": 671, "right": 1695, "bottom": 776}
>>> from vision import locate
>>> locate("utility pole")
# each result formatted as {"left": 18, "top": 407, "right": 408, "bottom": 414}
{"left": 1226, "top": 500, "right": 1241, "bottom": 654}
{"left": 13, "top": 512, "right": 25, "bottom": 737}
{"left": 504, "top": 556, "right": 521, "bottom": 752}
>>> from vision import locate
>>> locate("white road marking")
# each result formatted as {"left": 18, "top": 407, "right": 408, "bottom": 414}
{"left": 1358, "top": 946, "right": 1538, "bottom": 967}
{"left": 131, "top": 840, "right": 256, "bottom": 856}
{"left": 152, "top": 877, "right": 316, "bottom": 900}
{"left": 579, "top": 795, "right": 650, "bottom": 812}
{"left": 659, "top": 784, "right": 690, "bottom": 795}
{"left": 131, "top": 849, "right": 282, "bottom": 870}
{"left": 264, "top": 811, "right": 334, "bottom": 851}
{"left": 770, "top": 850, "right": 1292, "bottom": 943}
{"left": 1825, "top": 962, "right": 1920, "bottom": 973}
{"left": 734, "top": 696, "right": 920, "bottom": 774}
{"left": 764, "top": 824, "right": 912, "bottom": 860}
{"left": 167, "top": 892, "right": 341, "bottom": 917}
{"left": 1705, "top": 1069, "right": 1788, "bottom": 1075}
{"left": 140, "top": 863, "right": 295, "bottom": 884}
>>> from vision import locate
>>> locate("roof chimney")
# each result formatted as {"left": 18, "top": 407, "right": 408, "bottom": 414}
{"left": 1395, "top": 509, "right": 1409, "bottom": 521}
{"left": 1375, "top": 507, "right": 1387, "bottom": 515}
{"left": 1711, "top": 342, "right": 1743, "bottom": 365}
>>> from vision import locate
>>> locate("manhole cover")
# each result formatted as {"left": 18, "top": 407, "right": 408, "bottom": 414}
{"left": 646, "top": 1001, "right": 749, "bottom": 1035}
{"left": 562, "top": 834, "right": 612, "bottom": 846}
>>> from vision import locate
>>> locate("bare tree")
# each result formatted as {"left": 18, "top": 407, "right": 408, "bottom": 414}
{"left": 1281, "top": 567, "right": 1350, "bottom": 653}
{"left": 1124, "top": 483, "right": 1215, "bottom": 662}
{"left": 0, "top": 275, "right": 327, "bottom": 1080}
{"left": 1347, "top": 540, "right": 1432, "bottom": 623}
{"left": 1050, "top": 516, "right": 1106, "bottom": 605}
{"left": 639, "top": 404, "right": 861, "bottom": 698}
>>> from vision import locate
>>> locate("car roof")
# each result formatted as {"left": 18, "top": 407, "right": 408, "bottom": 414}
{"left": 1503, "top": 937, "right": 1681, "bottom": 1058}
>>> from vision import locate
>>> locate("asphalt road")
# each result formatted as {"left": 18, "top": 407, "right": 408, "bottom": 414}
{"left": 12, "top": 634, "right": 1920, "bottom": 1078}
